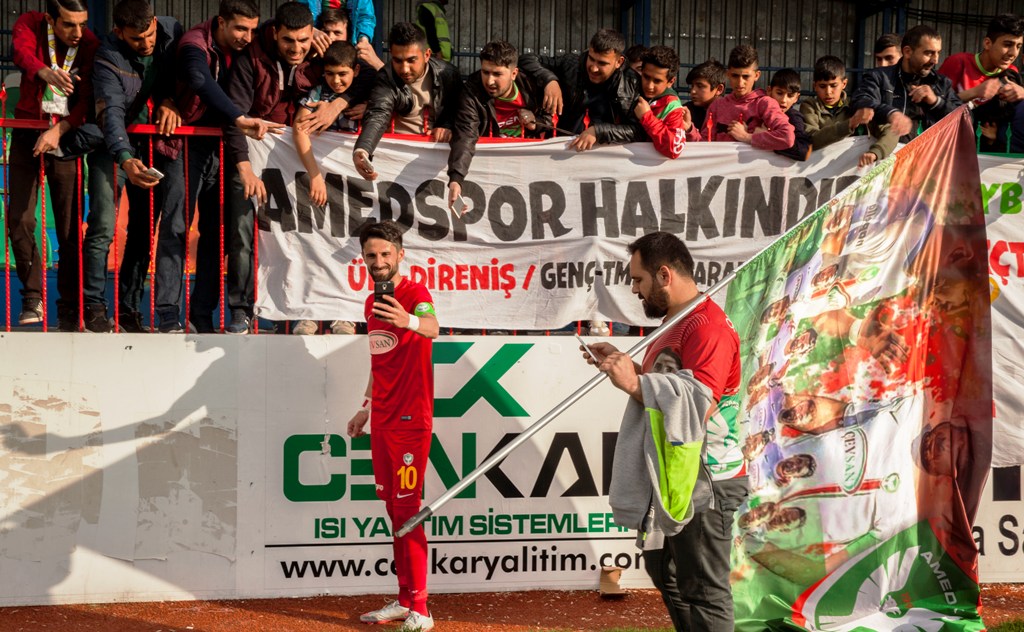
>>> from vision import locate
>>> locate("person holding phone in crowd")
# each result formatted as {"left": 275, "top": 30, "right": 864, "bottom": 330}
{"left": 347, "top": 220, "right": 439, "bottom": 631}
{"left": 10, "top": 0, "right": 99, "bottom": 330}
{"left": 156, "top": 0, "right": 281, "bottom": 333}
{"left": 83, "top": 0, "right": 183, "bottom": 333}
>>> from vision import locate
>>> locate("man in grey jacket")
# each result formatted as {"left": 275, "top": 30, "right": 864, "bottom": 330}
{"left": 582, "top": 232, "right": 745, "bottom": 632}
{"left": 83, "top": 0, "right": 183, "bottom": 332}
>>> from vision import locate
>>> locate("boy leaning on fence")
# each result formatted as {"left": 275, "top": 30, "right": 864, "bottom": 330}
{"left": 682, "top": 59, "right": 726, "bottom": 142}
{"left": 939, "top": 13, "right": 1024, "bottom": 153}
{"left": 702, "top": 44, "right": 794, "bottom": 151}
{"left": 634, "top": 45, "right": 689, "bottom": 159}
{"left": 799, "top": 55, "right": 896, "bottom": 167}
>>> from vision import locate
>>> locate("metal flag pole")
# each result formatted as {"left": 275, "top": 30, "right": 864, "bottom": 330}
{"left": 397, "top": 191, "right": 846, "bottom": 537}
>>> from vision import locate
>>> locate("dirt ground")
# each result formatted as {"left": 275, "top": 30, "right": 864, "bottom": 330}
{"left": 1, "top": 584, "right": 1021, "bottom": 631}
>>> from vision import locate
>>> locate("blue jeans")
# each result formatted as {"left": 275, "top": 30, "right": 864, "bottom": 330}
{"left": 82, "top": 140, "right": 183, "bottom": 314}
{"left": 226, "top": 165, "right": 254, "bottom": 315}
{"left": 154, "top": 138, "right": 224, "bottom": 324}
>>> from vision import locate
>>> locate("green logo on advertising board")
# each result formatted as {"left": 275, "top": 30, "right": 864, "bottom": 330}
{"left": 433, "top": 342, "right": 533, "bottom": 417}
{"left": 283, "top": 433, "right": 477, "bottom": 502}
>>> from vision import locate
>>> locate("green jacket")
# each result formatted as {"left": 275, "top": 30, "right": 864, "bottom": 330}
{"left": 417, "top": 2, "right": 451, "bottom": 62}
{"left": 800, "top": 91, "right": 899, "bottom": 160}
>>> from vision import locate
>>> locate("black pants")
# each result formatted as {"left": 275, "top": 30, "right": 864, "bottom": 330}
{"left": 644, "top": 477, "right": 749, "bottom": 631}
{"left": 225, "top": 165, "right": 253, "bottom": 315}
{"left": 7, "top": 129, "right": 83, "bottom": 313}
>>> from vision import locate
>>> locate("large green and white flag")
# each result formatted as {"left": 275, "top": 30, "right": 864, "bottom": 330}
{"left": 728, "top": 107, "right": 992, "bottom": 630}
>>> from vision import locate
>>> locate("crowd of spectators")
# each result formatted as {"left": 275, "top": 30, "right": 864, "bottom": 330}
{"left": 7, "top": 0, "right": 1022, "bottom": 334}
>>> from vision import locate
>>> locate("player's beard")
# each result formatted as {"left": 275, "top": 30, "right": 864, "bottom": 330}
{"left": 370, "top": 265, "right": 394, "bottom": 282}
{"left": 641, "top": 285, "right": 670, "bottom": 319}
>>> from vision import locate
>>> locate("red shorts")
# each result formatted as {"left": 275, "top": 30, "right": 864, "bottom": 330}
{"left": 371, "top": 427, "right": 431, "bottom": 511}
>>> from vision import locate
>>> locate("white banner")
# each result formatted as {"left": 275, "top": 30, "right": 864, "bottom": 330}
{"left": 248, "top": 135, "right": 1024, "bottom": 468}
{"left": 248, "top": 132, "right": 865, "bottom": 328}
{"left": 0, "top": 333, "right": 1019, "bottom": 606}
{"left": 978, "top": 155, "right": 1024, "bottom": 468}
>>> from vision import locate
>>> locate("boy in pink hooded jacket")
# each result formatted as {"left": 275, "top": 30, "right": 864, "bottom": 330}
{"left": 702, "top": 44, "right": 795, "bottom": 151}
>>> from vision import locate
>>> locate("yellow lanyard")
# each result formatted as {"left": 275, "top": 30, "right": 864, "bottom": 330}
{"left": 46, "top": 22, "right": 79, "bottom": 85}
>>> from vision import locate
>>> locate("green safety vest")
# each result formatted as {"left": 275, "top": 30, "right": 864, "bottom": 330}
{"left": 417, "top": 2, "right": 452, "bottom": 62}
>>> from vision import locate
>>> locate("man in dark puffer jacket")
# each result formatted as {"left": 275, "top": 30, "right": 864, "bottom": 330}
{"left": 850, "top": 24, "right": 962, "bottom": 151}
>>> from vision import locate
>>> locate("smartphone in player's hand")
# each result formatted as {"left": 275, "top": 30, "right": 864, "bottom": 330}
{"left": 142, "top": 167, "right": 165, "bottom": 181}
{"left": 575, "top": 333, "right": 602, "bottom": 366}
{"left": 374, "top": 280, "right": 395, "bottom": 303}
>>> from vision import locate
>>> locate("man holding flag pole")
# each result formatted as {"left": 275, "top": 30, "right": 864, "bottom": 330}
{"left": 581, "top": 232, "right": 745, "bottom": 631}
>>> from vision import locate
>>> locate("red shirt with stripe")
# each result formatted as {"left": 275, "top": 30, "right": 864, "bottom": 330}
{"left": 639, "top": 90, "right": 687, "bottom": 159}
{"left": 492, "top": 84, "right": 527, "bottom": 137}
{"left": 364, "top": 278, "right": 435, "bottom": 430}
{"left": 640, "top": 298, "right": 740, "bottom": 403}
{"left": 938, "top": 52, "right": 1017, "bottom": 98}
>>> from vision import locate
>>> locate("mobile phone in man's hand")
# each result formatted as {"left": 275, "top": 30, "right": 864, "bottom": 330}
{"left": 575, "top": 333, "right": 602, "bottom": 366}
{"left": 374, "top": 280, "right": 395, "bottom": 302}
{"left": 451, "top": 195, "right": 468, "bottom": 217}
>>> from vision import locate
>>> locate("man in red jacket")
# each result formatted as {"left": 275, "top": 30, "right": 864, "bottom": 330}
{"left": 223, "top": 1, "right": 363, "bottom": 333}
{"left": 9, "top": 0, "right": 99, "bottom": 330}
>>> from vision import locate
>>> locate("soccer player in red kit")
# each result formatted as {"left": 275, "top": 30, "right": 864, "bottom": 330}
{"left": 347, "top": 220, "right": 439, "bottom": 631}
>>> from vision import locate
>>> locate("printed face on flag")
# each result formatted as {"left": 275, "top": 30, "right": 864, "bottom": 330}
{"left": 726, "top": 110, "right": 992, "bottom": 630}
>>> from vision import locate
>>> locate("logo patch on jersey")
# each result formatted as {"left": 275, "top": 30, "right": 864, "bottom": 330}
{"left": 368, "top": 331, "right": 399, "bottom": 354}
{"left": 840, "top": 427, "right": 867, "bottom": 494}
{"left": 403, "top": 453, "right": 414, "bottom": 466}
{"left": 413, "top": 302, "right": 436, "bottom": 317}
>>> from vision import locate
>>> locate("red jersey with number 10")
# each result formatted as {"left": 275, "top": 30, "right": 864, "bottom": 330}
{"left": 364, "top": 278, "right": 436, "bottom": 430}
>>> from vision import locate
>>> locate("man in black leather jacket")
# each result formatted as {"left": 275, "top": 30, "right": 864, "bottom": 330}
{"left": 850, "top": 24, "right": 962, "bottom": 148}
{"left": 352, "top": 21, "right": 461, "bottom": 180}
{"left": 518, "top": 28, "right": 647, "bottom": 152}
{"left": 446, "top": 40, "right": 555, "bottom": 209}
